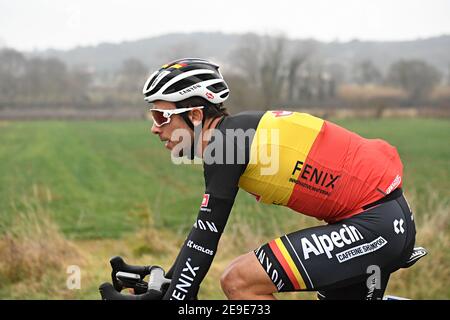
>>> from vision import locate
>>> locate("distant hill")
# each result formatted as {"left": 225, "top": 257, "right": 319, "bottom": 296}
{"left": 34, "top": 32, "right": 450, "bottom": 75}
{"left": 317, "top": 35, "right": 450, "bottom": 74}
{"left": 37, "top": 32, "right": 243, "bottom": 72}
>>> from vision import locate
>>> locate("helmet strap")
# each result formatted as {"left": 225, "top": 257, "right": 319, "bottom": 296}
{"left": 176, "top": 103, "right": 207, "bottom": 160}
{"left": 190, "top": 123, "right": 203, "bottom": 160}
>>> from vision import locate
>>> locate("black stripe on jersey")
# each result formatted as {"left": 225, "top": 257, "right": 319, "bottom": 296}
{"left": 280, "top": 235, "right": 315, "bottom": 289}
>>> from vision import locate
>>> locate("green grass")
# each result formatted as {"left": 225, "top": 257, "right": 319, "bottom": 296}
{"left": 0, "top": 121, "right": 204, "bottom": 238}
{"left": 0, "top": 118, "right": 449, "bottom": 240}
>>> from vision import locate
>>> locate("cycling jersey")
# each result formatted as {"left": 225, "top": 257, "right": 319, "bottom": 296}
{"left": 239, "top": 111, "right": 403, "bottom": 223}
{"left": 163, "top": 111, "right": 410, "bottom": 300}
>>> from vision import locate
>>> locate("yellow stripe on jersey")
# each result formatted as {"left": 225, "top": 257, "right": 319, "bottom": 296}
{"left": 275, "top": 238, "right": 307, "bottom": 289}
{"left": 238, "top": 111, "right": 324, "bottom": 205}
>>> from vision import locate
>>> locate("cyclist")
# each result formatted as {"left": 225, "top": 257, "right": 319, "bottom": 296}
{"left": 142, "top": 58, "right": 416, "bottom": 300}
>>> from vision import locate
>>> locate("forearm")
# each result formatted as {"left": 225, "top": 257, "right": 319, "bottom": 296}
{"left": 163, "top": 227, "right": 220, "bottom": 300}
{"left": 166, "top": 228, "right": 194, "bottom": 279}
{"left": 162, "top": 195, "right": 235, "bottom": 300}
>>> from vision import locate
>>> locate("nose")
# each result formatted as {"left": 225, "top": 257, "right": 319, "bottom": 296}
{"left": 150, "top": 122, "right": 162, "bottom": 135}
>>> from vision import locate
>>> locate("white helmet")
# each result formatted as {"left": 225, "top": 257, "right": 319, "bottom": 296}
{"left": 142, "top": 58, "right": 230, "bottom": 105}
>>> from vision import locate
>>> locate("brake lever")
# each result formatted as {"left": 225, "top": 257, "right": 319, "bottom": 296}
{"left": 116, "top": 271, "right": 149, "bottom": 295}
{"left": 109, "top": 256, "right": 152, "bottom": 292}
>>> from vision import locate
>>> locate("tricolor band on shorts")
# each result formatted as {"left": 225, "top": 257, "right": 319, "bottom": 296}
{"left": 254, "top": 236, "right": 313, "bottom": 292}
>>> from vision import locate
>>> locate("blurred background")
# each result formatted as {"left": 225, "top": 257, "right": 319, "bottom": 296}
{"left": 0, "top": 0, "right": 449, "bottom": 299}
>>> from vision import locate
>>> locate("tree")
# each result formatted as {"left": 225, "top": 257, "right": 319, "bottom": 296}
{"left": 387, "top": 59, "right": 441, "bottom": 103}
{"left": 117, "top": 58, "right": 148, "bottom": 93}
{"left": 353, "top": 60, "right": 382, "bottom": 85}
{"left": 259, "top": 35, "right": 288, "bottom": 108}
{"left": 23, "top": 57, "right": 70, "bottom": 104}
{"left": 68, "top": 67, "right": 92, "bottom": 106}
{"left": 285, "top": 42, "right": 314, "bottom": 104}
{"left": 0, "top": 49, "right": 27, "bottom": 104}
{"left": 230, "top": 34, "right": 315, "bottom": 109}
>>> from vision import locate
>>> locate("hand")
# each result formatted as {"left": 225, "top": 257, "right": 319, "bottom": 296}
{"left": 99, "top": 283, "right": 163, "bottom": 300}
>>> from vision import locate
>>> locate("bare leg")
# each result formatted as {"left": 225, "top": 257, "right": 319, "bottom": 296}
{"left": 221, "top": 252, "right": 278, "bottom": 300}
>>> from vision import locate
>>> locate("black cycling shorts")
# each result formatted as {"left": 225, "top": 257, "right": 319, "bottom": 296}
{"left": 254, "top": 188, "right": 416, "bottom": 299}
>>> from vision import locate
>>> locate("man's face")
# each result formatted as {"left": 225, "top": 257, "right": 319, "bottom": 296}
{"left": 150, "top": 100, "right": 193, "bottom": 156}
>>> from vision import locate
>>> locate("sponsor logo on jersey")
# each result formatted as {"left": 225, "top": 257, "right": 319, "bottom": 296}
{"left": 271, "top": 110, "right": 293, "bottom": 117}
{"left": 291, "top": 160, "right": 340, "bottom": 190}
{"left": 335, "top": 236, "right": 388, "bottom": 263}
{"left": 200, "top": 194, "right": 211, "bottom": 213}
{"left": 254, "top": 246, "right": 285, "bottom": 291}
{"left": 386, "top": 174, "right": 401, "bottom": 195}
{"left": 193, "top": 219, "right": 218, "bottom": 233}
{"left": 201, "top": 194, "right": 210, "bottom": 207}
{"left": 301, "top": 224, "right": 364, "bottom": 260}
{"left": 170, "top": 258, "right": 200, "bottom": 300}
{"left": 393, "top": 219, "right": 405, "bottom": 234}
{"left": 186, "top": 240, "right": 214, "bottom": 256}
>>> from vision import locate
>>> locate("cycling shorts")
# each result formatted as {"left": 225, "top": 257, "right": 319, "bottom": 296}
{"left": 254, "top": 188, "right": 416, "bottom": 296}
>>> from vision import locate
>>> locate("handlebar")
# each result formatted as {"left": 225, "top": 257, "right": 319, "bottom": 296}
{"left": 110, "top": 256, "right": 152, "bottom": 293}
{"left": 99, "top": 283, "right": 163, "bottom": 300}
{"left": 99, "top": 256, "right": 171, "bottom": 300}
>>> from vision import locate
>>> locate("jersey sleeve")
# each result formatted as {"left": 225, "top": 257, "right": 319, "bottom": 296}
{"left": 162, "top": 150, "right": 246, "bottom": 300}
{"left": 162, "top": 113, "right": 262, "bottom": 300}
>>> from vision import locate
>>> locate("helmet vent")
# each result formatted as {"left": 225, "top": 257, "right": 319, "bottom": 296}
{"left": 163, "top": 74, "right": 216, "bottom": 94}
{"left": 207, "top": 82, "right": 227, "bottom": 93}
{"left": 220, "top": 92, "right": 229, "bottom": 99}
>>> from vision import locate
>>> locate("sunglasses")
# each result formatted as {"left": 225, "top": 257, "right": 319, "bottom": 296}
{"left": 150, "top": 106, "right": 204, "bottom": 127}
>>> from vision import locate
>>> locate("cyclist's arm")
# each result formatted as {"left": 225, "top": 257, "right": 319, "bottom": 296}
{"left": 163, "top": 114, "right": 259, "bottom": 300}
{"left": 162, "top": 195, "right": 236, "bottom": 300}
{"left": 165, "top": 228, "right": 194, "bottom": 279}
{"left": 162, "top": 160, "right": 243, "bottom": 300}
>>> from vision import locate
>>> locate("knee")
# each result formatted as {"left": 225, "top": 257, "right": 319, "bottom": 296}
{"left": 220, "top": 258, "right": 247, "bottom": 299}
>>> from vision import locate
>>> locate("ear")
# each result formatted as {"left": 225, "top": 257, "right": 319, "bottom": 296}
{"left": 188, "top": 107, "right": 204, "bottom": 127}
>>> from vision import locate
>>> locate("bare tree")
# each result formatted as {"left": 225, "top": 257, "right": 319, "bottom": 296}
{"left": 229, "top": 35, "right": 322, "bottom": 109}
{"left": 259, "top": 35, "right": 288, "bottom": 108}
{"left": 285, "top": 42, "right": 316, "bottom": 104}
{"left": 23, "top": 57, "right": 70, "bottom": 105}
{"left": 117, "top": 58, "right": 148, "bottom": 92}
{"left": 352, "top": 60, "right": 382, "bottom": 85}
{"left": 0, "top": 49, "right": 27, "bottom": 105}
{"left": 0, "top": 50, "right": 93, "bottom": 108}
{"left": 229, "top": 33, "right": 262, "bottom": 82}
{"left": 68, "top": 67, "right": 92, "bottom": 106}
{"left": 230, "top": 34, "right": 292, "bottom": 109}
{"left": 286, "top": 55, "right": 307, "bottom": 102}
{"left": 387, "top": 59, "right": 442, "bottom": 103}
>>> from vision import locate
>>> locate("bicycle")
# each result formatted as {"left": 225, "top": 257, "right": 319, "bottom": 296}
{"left": 99, "top": 247, "right": 427, "bottom": 300}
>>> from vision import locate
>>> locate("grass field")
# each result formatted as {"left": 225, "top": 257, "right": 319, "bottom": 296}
{"left": 0, "top": 118, "right": 449, "bottom": 299}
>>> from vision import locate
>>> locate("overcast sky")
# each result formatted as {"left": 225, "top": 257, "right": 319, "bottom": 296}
{"left": 1, "top": 0, "right": 449, "bottom": 51}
